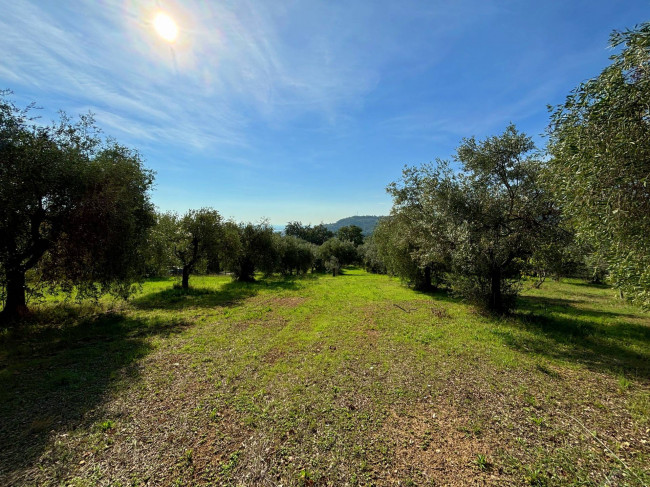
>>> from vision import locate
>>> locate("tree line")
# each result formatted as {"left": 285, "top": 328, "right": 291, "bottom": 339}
{"left": 142, "top": 211, "right": 363, "bottom": 287}
{"left": 1, "top": 22, "right": 649, "bottom": 321}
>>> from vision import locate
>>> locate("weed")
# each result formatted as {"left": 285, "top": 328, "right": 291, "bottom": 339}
{"left": 525, "top": 467, "right": 548, "bottom": 486}
{"left": 99, "top": 420, "right": 115, "bottom": 432}
{"left": 420, "top": 430, "right": 433, "bottom": 451}
{"left": 523, "top": 393, "right": 537, "bottom": 407}
{"left": 299, "top": 468, "right": 314, "bottom": 486}
{"left": 183, "top": 448, "right": 193, "bottom": 465}
{"left": 458, "top": 420, "right": 482, "bottom": 437}
{"left": 220, "top": 450, "right": 241, "bottom": 476}
{"left": 474, "top": 453, "right": 489, "bottom": 471}
{"left": 618, "top": 375, "right": 632, "bottom": 393}
{"left": 352, "top": 444, "right": 365, "bottom": 457}
{"left": 628, "top": 391, "right": 649, "bottom": 424}
{"left": 529, "top": 415, "right": 545, "bottom": 427}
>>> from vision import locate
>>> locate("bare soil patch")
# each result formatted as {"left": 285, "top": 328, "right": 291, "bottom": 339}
{"left": 376, "top": 405, "right": 514, "bottom": 486}
{"left": 255, "top": 296, "right": 308, "bottom": 308}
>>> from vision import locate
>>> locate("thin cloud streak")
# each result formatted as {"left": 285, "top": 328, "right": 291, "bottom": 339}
{"left": 1, "top": 0, "right": 383, "bottom": 154}
{"left": 0, "top": 0, "right": 514, "bottom": 153}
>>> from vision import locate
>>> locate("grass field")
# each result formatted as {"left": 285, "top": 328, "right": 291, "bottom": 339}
{"left": 1, "top": 269, "right": 648, "bottom": 486}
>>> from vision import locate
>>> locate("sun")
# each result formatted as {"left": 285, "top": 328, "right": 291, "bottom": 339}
{"left": 153, "top": 12, "right": 178, "bottom": 42}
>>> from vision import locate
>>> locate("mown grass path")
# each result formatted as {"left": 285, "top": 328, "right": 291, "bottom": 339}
{"left": 1, "top": 269, "right": 648, "bottom": 486}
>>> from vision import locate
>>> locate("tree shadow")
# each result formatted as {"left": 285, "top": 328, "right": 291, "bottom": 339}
{"left": 569, "top": 281, "right": 611, "bottom": 289}
{"left": 413, "top": 287, "right": 458, "bottom": 304}
{"left": 336, "top": 266, "right": 372, "bottom": 276}
{"left": 0, "top": 309, "right": 190, "bottom": 483}
{"left": 132, "top": 282, "right": 258, "bottom": 311}
{"left": 260, "top": 275, "right": 314, "bottom": 289}
{"left": 341, "top": 266, "right": 362, "bottom": 273}
{"left": 278, "top": 272, "right": 320, "bottom": 282}
{"left": 501, "top": 295, "right": 650, "bottom": 379}
{"left": 132, "top": 274, "right": 316, "bottom": 311}
{"left": 144, "top": 276, "right": 177, "bottom": 283}
{"left": 411, "top": 284, "right": 649, "bottom": 379}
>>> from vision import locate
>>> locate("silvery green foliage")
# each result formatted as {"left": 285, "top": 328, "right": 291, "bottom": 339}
{"left": 387, "top": 125, "right": 558, "bottom": 313}
{"left": 358, "top": 236, "right": 387, "bottom": 274}
{"left": 164, "top": 208, "right": 223, "bottom": 288}
{"left": 274, "top": 234, "right": 315, "bottom": 275}
{"left": 336, "top": 225, "right": 364, "bottom": 246}
{"left": 318, "top": 238, "right": 358, "bottom": 269}
{"left": 228, "top": 222, "right": 277, "bottom": 282}
{"left": 549, "top": 22, "right": 650, "bottom": 308}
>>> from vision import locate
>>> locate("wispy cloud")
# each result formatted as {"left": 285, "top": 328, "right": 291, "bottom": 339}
{"left": 0, "top": 0, "right": 393, "bottom": 152}
{"left": 3, "top": 0, "right": 642, "bottom": 223}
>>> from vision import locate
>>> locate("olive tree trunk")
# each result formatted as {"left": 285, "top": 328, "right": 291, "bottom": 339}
{"left": 181, "top": 265, "right": 191, "bottom": 289}
{"left": 489, "top": 268, "right": 503, "bottom": 313}
{"left": 1, "top": 268, "right": 28, "bottom": 323}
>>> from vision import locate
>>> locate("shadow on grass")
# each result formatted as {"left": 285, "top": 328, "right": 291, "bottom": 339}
{"left": 411, "top": 284, "right": 649, "bottom": 379}
{"left": 520, "top": 296, "right": 644, "bottom": 323}
{"left": 132, "top": 274, "right": 318, "bottom": 311}
{"left": 500, "top": 295, "right": 650, "bottom": 379}
{"left": 569, "top": 280, "right": 611, "bottom": 289}
{"left": 144, "top": 276, "right": 177, "bottom": 283}
{"left": 0, "top": 309, "right": 190, "bottom": 483}
{"left": 132, "top": 282, "right": 257, "bottom": 311}
{"left": 414, "top": 287, "right": 457, "bottom": 303}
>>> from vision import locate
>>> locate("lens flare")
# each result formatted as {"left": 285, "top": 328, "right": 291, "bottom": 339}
{"left": 154, "top": 12, "right": 178, "bottom": 42}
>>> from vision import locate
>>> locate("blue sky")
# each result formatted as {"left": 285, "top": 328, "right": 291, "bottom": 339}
{"left": 1, "top": 1, "right": 648, "bottom": 226}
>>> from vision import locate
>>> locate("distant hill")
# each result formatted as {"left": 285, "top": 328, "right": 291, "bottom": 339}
{"left": 325, "top": 215, "right": 383, "bottom": 236}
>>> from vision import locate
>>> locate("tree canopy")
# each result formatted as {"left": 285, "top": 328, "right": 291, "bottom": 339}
{"left": 164, "top": 208, "right": 223, "bottom": 289}
{"left": 386, "top": 125, "right": 559, "bottom": 313}
{"left": 226, "top": 222, "right": 277, "bottom": 282}
{"left": 548, "top": 22, "right": 650, "bottom": 308}
{"left": 336, "top": 225, "right": 364, "bottom": 246}
{"left": 275, "top": 234, "right": 314, "bottom": 276}
{"left": 373, "top": 214, "right": 438, "bottom": 291}
{"left": 0, "top": 93, "right": 155, "bottom": 322}
{"left": 285, "top": 222, "right": 334, "bottom": 245}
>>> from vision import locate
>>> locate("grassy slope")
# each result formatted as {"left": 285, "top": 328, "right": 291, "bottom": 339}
{"left": 0, "top": 270, "right": 648, "bottom": 486}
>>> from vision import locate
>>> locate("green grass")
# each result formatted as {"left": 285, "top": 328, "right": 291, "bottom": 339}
{"left": 1, "top": 270, "right": 648, "bottom": 486}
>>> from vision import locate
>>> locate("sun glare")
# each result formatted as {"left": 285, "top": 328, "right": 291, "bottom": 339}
{"left": 154, "top": 12, "right": 178, "bottom": 42}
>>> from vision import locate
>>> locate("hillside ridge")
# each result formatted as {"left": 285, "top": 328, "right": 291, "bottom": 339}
{"left": 325, "top": 215, "right": 383, "bottom": 235}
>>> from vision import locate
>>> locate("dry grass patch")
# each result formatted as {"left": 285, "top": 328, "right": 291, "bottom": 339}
{"left": 260, "top": 296, "right": 308, "bottom": 308}
{"left": 376, "top": 405, "right": 514, "bottom": 486}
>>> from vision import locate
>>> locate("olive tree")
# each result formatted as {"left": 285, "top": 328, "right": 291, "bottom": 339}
{"left": 548, "top": 22, "right": 650, "bottom": 307}
{"left": 318, "top": 238, "right": 358, "bottom": 276}
{"left": 143, "top": 212, "right": 179, "bottom": 277}
{"left": 358, "top": 235, "right": 387, "bottom": 274}
{"left": 167, "top": 208, "right": 222, "bottom": 289}
{"left": 387, "top": 125, "right": 558, "bottom": 313}
{"left": 373, "top": 214, "right": 441, "bottom": 291}
{"left": 285, "top": 222, "right": 334, "bottom": 245}
{"left": 226, "top": 222, "right": 277, "bottom": 282}
{"left": 0, "top": 93, "right": 154, "bottom": 322}
{"left": 275, "top": 234, "right": 315, "bottom": 275}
